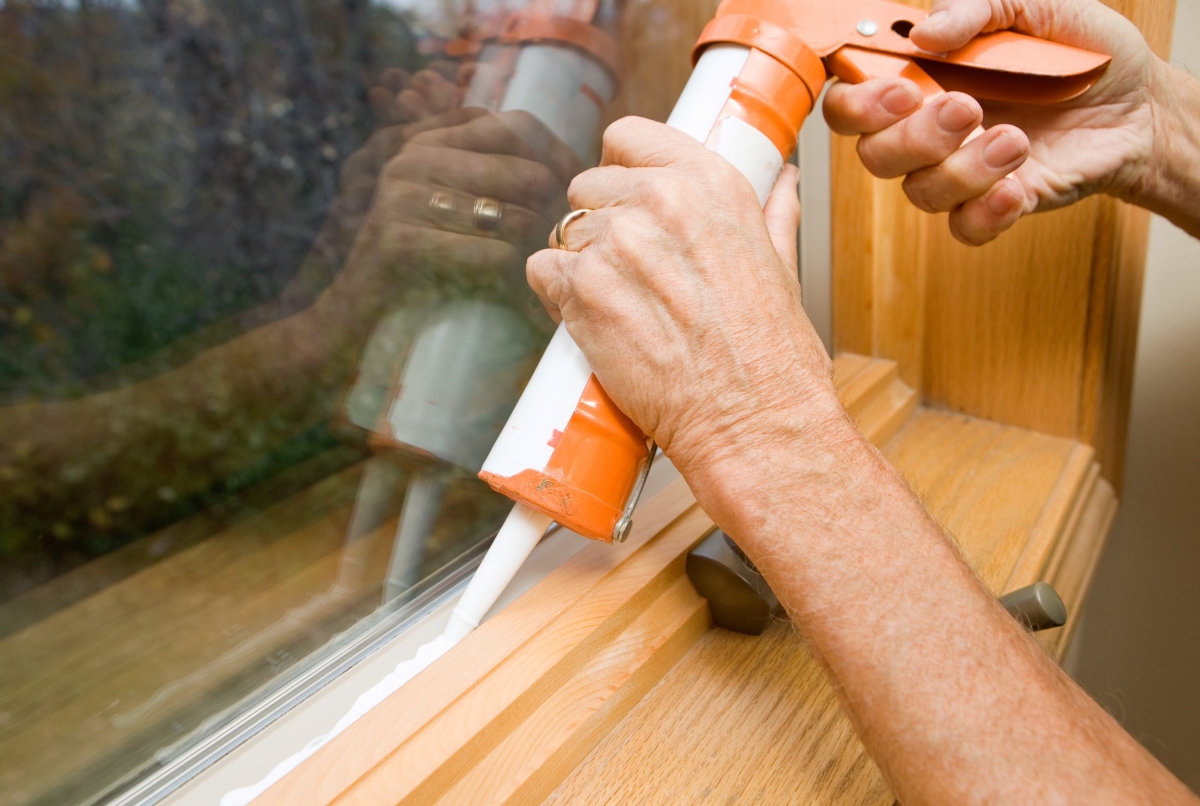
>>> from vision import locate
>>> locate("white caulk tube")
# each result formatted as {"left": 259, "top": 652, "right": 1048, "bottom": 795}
{"left": 461, "top": 41, "right": 809, "bottom": 633}
{"left": 475, "top": 43, "right": 792, "bottom": 543}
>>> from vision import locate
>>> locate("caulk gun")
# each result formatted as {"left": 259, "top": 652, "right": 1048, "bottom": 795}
{"left": 442, "top": 0, "right": 1112, "bottom": 642}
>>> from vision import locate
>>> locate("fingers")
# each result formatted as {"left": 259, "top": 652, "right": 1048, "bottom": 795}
{"left": 402, "top": 107, "right": 488, "bottom": 139}
{"left": 763, "top": 164, "right": 801, "bottom": 276}
{"left": 823, "top": 78, "right": 923, "bottom": 136}
{"left": 394, "top": 181, "right": 545, "bottom": 245}
{"left": 409, "top": 68, "right": 461, "bottom": 115}
{"left": 369, "top": 87, "right": 404, "bottom": 125}
{"left": 567, "top": 165, "right": 635, "bottom": 210}
{"left": 910, "top": 0, "right": 1010, "bottom": 53}
{"left": 856, "top": 92, "right": 983, "bottom": 178}
{"left": 388, "top": 145, "right": 567, "bottom": 213}
{"left": 902, "top": 125, "right": 1029, "bottom": 213}
{"left": 369, "top": 69, "right": 414, "bottom": 124}
{"left": 599, "top": 116, "right": 714, "bottom": 170}
{"left": 545, "top": 206, "right": 615, "bottom": 253}
{"left": 380, "top": 68, "right": 411, "bottom": 93}
{"left": 947, "top": 176, "right": 1026, "bottom": 245}
{"left": 411, "top": 110, "right": 582, "bottom": 186}
{"left": 526, "top": 248, "right": 578, "bottom": 323}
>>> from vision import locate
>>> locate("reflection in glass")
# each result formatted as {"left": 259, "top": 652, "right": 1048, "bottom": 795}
{"left": 0, "top": 0, "right": 622, "bottom": 802}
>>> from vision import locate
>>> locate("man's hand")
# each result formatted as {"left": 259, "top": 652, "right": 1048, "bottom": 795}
{"left": 526, "top": 113, "right": 1197, "bottom": 806}
{"left": 527, "top": 117, "right": 840, "bottom": 477}
{"left": 823, "top": 0, "right": 1162, "bottom": 244}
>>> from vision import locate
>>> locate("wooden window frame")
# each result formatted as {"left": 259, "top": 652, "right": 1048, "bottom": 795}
{"left": 252, "top": 355, "right": 1113, "bottom": 804}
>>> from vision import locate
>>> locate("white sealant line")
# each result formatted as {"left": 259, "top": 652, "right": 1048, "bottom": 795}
{"left": 220, "top": 502, "right": 553, "bottom": 806}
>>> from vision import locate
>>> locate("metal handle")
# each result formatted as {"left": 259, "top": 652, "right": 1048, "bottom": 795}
{"left": 999, "top": 582, "right": 1067, "bottom": 633}
{"left": 685, "top": 530, "right": 779, "bottom": 635}
{"left": 611, "top": 441, "right": 657, "bottom": 542}
{"left": 686, "top": 533, "right": 1068, "bottom": 638}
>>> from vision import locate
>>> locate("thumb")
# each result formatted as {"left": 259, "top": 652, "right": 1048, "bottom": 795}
{"left": 763, "top": 164, "right": 800, "bottom": 276}
{"left": 910, "top": 0, "right": 1006, "bottom": 53}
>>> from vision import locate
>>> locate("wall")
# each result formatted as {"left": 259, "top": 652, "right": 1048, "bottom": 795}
{"left": 1073, "top": 0, "right": 1200, "bottom": 788}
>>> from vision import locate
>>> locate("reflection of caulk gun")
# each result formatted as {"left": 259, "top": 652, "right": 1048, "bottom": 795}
{"left": 338, "top": 3, "right": 622, "bottom": 603}
{"left": 441, "top": 0, "right": 1110, "bottom": 643}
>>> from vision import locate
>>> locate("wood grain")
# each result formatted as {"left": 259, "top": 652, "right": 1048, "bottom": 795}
{"left": 549, "top": 404, "right": 1113, "bottom": 805}
{"left": 257, "top": 473, "right": 713, "bottom": 805}
{"left": 546, "top": 618, "right": 891, "bottom": 806}
{"left": 262, "top": 356, "right": 1115, "bottom": 806}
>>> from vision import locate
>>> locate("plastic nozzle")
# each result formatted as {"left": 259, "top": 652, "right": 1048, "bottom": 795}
{"left": 441, "top": 502, "right": 553, "bottom": 645}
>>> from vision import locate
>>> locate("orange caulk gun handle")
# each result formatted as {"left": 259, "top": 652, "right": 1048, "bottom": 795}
{"left": 694, "top": 0, "right": 1112, "bottom": 114}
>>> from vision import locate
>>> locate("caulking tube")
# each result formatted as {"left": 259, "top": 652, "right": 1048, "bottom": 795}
{"left": 476, "top": 33, "right": 822, "bottom": 541}
{"left": 452, "top": 22, "right": 821, "bottom": 643}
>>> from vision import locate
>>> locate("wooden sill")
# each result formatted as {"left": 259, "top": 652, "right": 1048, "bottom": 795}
{"left": 258, "top": 354, "right": 1114, "bottom": 805}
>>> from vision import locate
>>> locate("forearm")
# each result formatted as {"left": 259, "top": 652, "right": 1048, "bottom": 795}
{"left": 1128, "top": 58, "right": 1200, "bottom": 237}
{"left": 0, "top": 304, "right": 355, "bottom": 547}
{"left": 681, "top": 395, "right": 1193, "bottom": 804}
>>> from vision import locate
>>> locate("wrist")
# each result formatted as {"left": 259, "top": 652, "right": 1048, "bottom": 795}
{"left": 1122, "top": 57, "right": 1200, "bottom": 235}
{"left": 672, "top": 377, "right": 871, "bottom": 542}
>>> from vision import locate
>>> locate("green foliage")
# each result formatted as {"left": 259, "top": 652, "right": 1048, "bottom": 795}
{"left": 0, "top": 0, "right": 424, "bottom": 399}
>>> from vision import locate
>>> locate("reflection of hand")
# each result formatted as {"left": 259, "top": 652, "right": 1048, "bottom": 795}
{"left": 527, "top": 117, "right": 839, "bottom": 478}
{"left": 368, "top": 63, "right": 463, "bottom": 125}
{"left": 822, "top": 0, "right": 1161, "bottom": 244}
{"left": 321, "top": 109, "right": 584, "bottom": 328}
{"left": 335, "top": 65, "right": 471, "bottom": 234}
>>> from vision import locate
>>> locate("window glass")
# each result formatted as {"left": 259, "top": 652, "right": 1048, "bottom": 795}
{"left": 0, "top": 0, "right": 633, "bottom": 801}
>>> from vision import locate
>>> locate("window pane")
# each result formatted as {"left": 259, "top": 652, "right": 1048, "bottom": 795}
{"left": 0, "top": 0, "right": 636, "bottom": 801}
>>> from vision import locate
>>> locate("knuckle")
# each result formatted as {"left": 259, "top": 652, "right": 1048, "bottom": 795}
{"left": 407, "top": 126, "right": 444, "bottom": 147}
{"left": 526, "top": 252, "right": 552, "bottom": 288}
{"left": 603, "top": 116, "right": 638, "bottom": 148}
{"left": 948, "top": 210, "right": 996, "bottom": 247}
{"left": 381, "top": 152, "right": 411, "bottom": 182}
{"left": 902, "top": 176, "right": 940, "bottom": 213}
{"left": 501, "top": 108, "right": 540, "bottom": 133}
{"left": 603, "top": 216, "right": 642, "bottom": 266}
{"left": 520, "top": 161, "right": 557, "bottom": 199}
{"left": 566, "top": 169, "right": 596, "bottom": 206}
{"left": 855, "top": 135, "right": 893, "bottom": 178}
{"left": 900, "top": 121, "right": 949, "bottom": 165}
{"left": 652, "top": 178, "right": 692, "bottom": 225}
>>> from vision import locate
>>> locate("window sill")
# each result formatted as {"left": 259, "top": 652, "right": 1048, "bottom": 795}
{"left": 184, "top": 354, "right": 1113, "bottom": 805}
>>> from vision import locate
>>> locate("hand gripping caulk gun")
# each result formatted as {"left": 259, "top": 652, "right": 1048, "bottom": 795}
{"left": 336, "top": 1, "right": 622, "bottom": 603}
{"left": 441, "top": 0, "right": 1111, "bottom": 642}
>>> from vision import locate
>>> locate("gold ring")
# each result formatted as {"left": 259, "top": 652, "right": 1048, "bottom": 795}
{"left": 554, "top": 208, "right": 592, "bottom": 250}
{"left": 473, "top": 197, "right": 504, "bottom": 234}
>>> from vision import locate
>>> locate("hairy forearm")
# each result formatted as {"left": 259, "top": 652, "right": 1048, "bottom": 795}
{"left": 681, "top": 393, "right": 1194, "bottom": 804}
{"left": 1129, "top": 59, "right": 1200, "bottom": 237}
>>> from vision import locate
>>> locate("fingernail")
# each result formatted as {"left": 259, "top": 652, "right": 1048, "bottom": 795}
{"left": 937, "top": 97, "right": 978, "bottom": 132}
{"left": 923, "top": 9, "right": 949, "bottom": 27}
{"left": 881, "top": 83, "right": 921, "bottom": 115}
{"left": 983, "top": 132, "right": 1026, "bottom": 169}
{"left": 986, "top": 182, "right": 1023, "bottom": 216}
